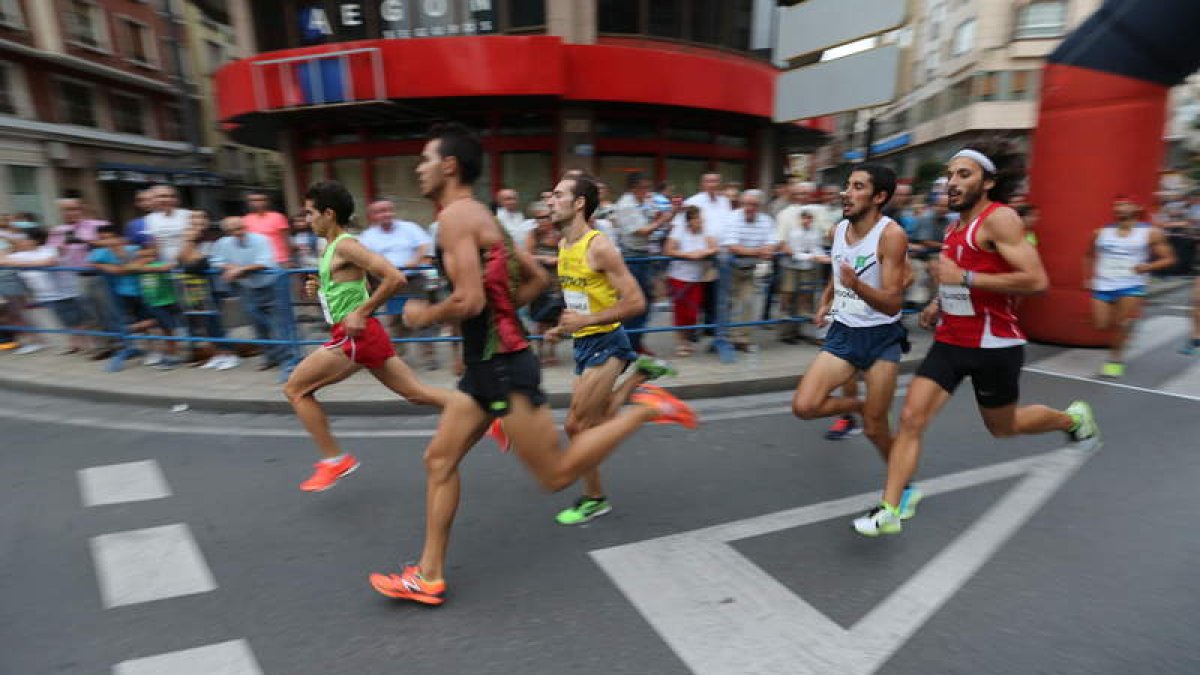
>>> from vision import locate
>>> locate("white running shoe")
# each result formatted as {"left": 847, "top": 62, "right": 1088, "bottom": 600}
{"left": 14, "top": 343, "right": 46, "bottom": 355}
{"left": 200, "top": 355, "right": 222, "bottom": 369}
{"left": 852, "top": 503, "right": 902, "bottom": 537}
{"left": 215, "top": 354, "right": 241, "bottom": 371}
{"left": 143, "top": 352, "right": 164, "bottom": 367}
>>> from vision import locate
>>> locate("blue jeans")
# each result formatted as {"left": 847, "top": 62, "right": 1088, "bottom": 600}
{"left": 624, "top": 257, "right": 655, "bottom": 350}
{"left": 238, "top": 283, "right": 286, "bottom": 364}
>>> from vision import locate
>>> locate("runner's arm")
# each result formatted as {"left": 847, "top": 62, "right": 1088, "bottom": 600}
{"left": 939, "top": 208, "right": 1048, "bottom": 295}
{"left": 1081, "top": 230, "right": 1098, "bottom": 288}
{"left": 511, "top": 244, "right": 550, "bottom": 308}
{"left": 413, "top": 217, "right": 486, "bottom": 326}
{"left": 586, "top": 234, "right": 646, "bottom": 326}
{"left": 337, "top": 237, "right": 406, "bottom": 318}
{"left": 1138, "top": 227, "right": 1177, "bottom": 274}
{"left": 847, "top": 223, "right": 907, "bottom": 316}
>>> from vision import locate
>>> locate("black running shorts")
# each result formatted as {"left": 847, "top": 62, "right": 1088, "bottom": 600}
{"left": 915, "top": 341, "right": 1024, "bottom": 408}
{"left": 458, "top": 348, "right": 548, "bottom": 416}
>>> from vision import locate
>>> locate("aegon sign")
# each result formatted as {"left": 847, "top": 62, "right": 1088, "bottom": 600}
{"left": 299, "top": 0, "right": 495, "bottom": 44}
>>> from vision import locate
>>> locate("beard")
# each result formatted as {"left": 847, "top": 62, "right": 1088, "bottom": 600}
{"left": 949, "top": 185, "right": 984, "bottom": 213}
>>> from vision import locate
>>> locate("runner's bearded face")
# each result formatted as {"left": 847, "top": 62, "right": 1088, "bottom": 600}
{"left": 945, "top": 158, "right": 990, "bottom": 214}
{"left": 417, "top": 139, "right": 447, "bottom": 200}
{"left": 841, "top": 170, "right": 876, "bottom": 222}
{"left": 547, "top": 179, "right": 578, "bottom": 229}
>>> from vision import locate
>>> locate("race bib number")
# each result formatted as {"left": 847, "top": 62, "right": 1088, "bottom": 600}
{"left": 563, "top": 290, "right": 591, "bottom": 314}
{"left": 1098, "top": 257, "right": 1136, "bottom": 279}
{"left": 939, "top": 284, "right": 975, "bottom": 316}
{"left": 831, "top": 286, "right": 869, "bottom": 318}
{"left": 318, "top": 290, "right": 334, "bottom": 325}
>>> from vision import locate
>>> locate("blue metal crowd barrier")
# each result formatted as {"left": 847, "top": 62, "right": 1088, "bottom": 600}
{"left": 0, "top": 253, "right": 838, "bottom": 376}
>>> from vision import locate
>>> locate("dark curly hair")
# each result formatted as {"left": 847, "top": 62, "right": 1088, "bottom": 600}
{"left": 961, "top": 136, "right": 1026, "bottom": 205}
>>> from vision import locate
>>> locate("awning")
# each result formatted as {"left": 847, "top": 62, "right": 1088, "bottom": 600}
{"left": 96, "top": 163, "right": 225, "bottom": 187}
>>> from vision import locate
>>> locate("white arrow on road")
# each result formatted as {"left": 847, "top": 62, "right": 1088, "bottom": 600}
{"left": 591, "top": 444, "right": 1098, "bottom": 675}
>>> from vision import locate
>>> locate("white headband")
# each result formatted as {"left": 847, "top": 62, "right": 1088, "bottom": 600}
{"left": 951, "top": 149, "right": 996, "bottom": 174}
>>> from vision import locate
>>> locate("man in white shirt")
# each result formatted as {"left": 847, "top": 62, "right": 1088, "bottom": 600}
{"left": 495, "top": 188, "right": 530, "bottom": 244}
{"left": 722, "top": 189, "right": 778, "bottom": 352}
{"left": 685, "top": 172, "right": 734, "bottom": 334}
{"left": 144, "top": 185, "right": 191, "bottom": 264}
{"left": 777, "top": 205, "right": 829, "bottom": 343}
{"left": 360, "top": 199, "right": 438, "bottom": 369}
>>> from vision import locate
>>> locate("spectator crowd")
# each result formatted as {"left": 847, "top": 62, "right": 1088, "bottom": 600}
{"left": 2, "top": 173, "right": 1198, "bottom": 374}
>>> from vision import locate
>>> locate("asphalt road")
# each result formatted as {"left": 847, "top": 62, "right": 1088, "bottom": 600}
{"left": 2, "top": 286, "right": 1198, "bottom": 675}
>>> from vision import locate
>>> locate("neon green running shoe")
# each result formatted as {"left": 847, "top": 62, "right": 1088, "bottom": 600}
{"left": 1066, "top": 400, "right": 1099, "bottom": 443}
{"left": 1099, "top": 361, "right": 1124, "bottom": 378}
{"left": 634, "top": 355, "right": 677, "bottom": 381}
{"left": 852, "top": 502, "right": 902, "bottom": 537}
{"left": 555, "top": 496, "right": 612, "bottom": 526}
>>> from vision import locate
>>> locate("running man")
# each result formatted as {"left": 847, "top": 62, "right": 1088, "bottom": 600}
{"left": 1082, "top": 195, "right": 1175, "bottom": 377}
{"left": 368, "top": 123, "right": 696, "bottom": 605}
{"left": 542, "top": 172, "right": 677, "bottom": 526}
{"left": 1183, "top": 275, "right": 1200, "bottom": 356}
{"left": 283, "top": 181, "right": 451, "bottom": 492}
{"left": 791, "top": 164, "right": 917, "bottom": 513}
{"left": 853, "top": 140, "right": 1100, "bottom": 536}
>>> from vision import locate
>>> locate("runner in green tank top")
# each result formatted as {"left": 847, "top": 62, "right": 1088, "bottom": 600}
{"left": 284, "top": 180, "right": 452, "bottom": 493}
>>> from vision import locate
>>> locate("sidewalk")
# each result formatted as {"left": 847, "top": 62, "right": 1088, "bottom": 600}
{"left": 2, "top": 277, "right": 1188, "bottom": 414}
{"left": 0, "top": 313, "right": 933, "bottom": 414}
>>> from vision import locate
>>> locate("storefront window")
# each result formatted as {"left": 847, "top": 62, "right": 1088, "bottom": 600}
{"left": 500, "top": 152, "right": 553, "bottom": 216}
{"left": 331, "top": 159, "right": 367, "bottom": 229}
{"left": 665, "top": 158, "right": 707, "bottom": 198}
{"left": 508, "top": 0, "right": 545, "bottom": 29}
{"left": 374, "top": 156, "right": 434, "bottom": 226}
{"left": 716, "top": 161, "right": 745, "bottom": 189}
{"left": 597, "top": 155, "right": 654, "bottom": 197}
{"left": 648, "top": 0, "right": 683, "bottom": 38}
{"left": 598, "top": 0, "right": 639, "bottom": 34}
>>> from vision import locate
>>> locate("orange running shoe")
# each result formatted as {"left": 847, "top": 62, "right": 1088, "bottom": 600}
{"left": 0, "top": 342, "right": 18, "bottom": 351}
{"left": 369, "top": 564, "right": 446, "bottom": 606}
{"left": 630, "top": 385, "right": 698, "bottom": 429}
{"left": 299, "top": 454, "right": 360, "bottom": 492}
{"left": 487, "top": 418, "right": 512, "bottom": 453}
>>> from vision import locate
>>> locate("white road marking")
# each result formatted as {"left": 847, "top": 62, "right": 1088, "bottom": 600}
{"left": 79, "top": 460, "right": 171, "bottom": 507}
{"left": 1152, "top": 357, "right": 1200, "bottom": 399}
{"left": 1023, "top": 366, "right": 1200, "bottom": 402}
{"left": 1027, "top": 315, "right": 1188, "bottom": 378}
{"left": 91, "top": 524, "right": 217, "bottom": 608}
{"left": 591, "top": 445, "right": 1096, "bottom": 675}
{"left": 113, "top": 639, "right": 263, "bottom": 675}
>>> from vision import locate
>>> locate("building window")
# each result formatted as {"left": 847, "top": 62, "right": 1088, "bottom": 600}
{"left": 0, "top": 62, "right": 15, "bottom": 115}
{"left": 1015, "top": 0, "right": 1066, "bottom": 39}
{"left": 57, "top": 80, "right": 97, "bottom": 127}
{"left": 7, "top": 166, "right": 42, "bottom": 220}
{"left": 974, "top": 71, "right": 1000, "bottom": 102}
{"left": 951, "top": 19, "right": 975, "bottom": 56}
{"left": 204, "top": 39, "right": 224, "bottom": 73}
{"left": 118, "top": 17, "right": 157, "bottom": 66}
{"left": 648, "top": 0, "right": 683, "bottom": 39}
{"left": 162, "top": 102, "right": 184, "bottom": 141}
{"left": 0, "top": 0, "right": 26, "bottom": 29}
{"left": 598, "top": 0, "right": 755, "bottom": 51}
{"left": 66, "top": 0, "right": 109, "bottom": 51}
{"left": 598, "top": 0, "right": 639, "bottom": 34}
{"left": 111, "top": 92, "right": 146, "bottom": 135}
{"left": 507, "top": 0, "right": 545, "bottom": 29}
{"left": 1010, "top": 70, "right": 1038, "bottom": 99}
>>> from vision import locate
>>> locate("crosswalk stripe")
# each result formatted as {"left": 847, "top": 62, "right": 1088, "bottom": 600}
{"left": 1157, "top": 357, "right": 1200, "bottom": 398}
{"left": 1028, "top": 316, "right": 1190, "bottom": 377}
{"left": 91, "top": 524, "right": 217, "bottom": 608}
{"left": 79, "top": 461, "right": 171, "bottom": 507}
{"left": 113, "top": 639, "right": 263, "bottom": 675}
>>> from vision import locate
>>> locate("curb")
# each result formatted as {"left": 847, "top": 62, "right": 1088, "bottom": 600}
{"left": 0, "top": 355, "right": 926, "bottom": 415}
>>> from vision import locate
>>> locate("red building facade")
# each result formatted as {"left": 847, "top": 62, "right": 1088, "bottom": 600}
{"left": 215, "top": 0, "right": 821, "bottom": 223}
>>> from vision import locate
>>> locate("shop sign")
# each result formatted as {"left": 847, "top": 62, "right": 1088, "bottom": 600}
{"left": 299, "top": 1, "right": 496, "bottom": 44}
